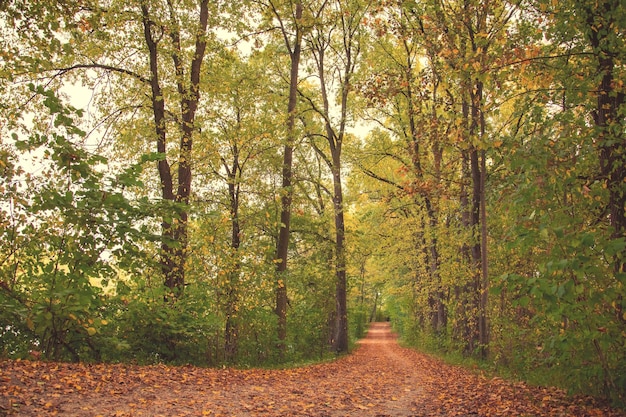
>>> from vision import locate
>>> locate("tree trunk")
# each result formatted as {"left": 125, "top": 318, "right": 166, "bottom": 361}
{"left": 370, "top": 290, "right": 379, "bottom": 322}
{"left": 141, "top": 0, "right": 209, "bottom": 298}
{"left": 224, "top": 152, "right": 241, "bottom": 363}
{"left": 274, "top": 1, "right": 303, "bottom": 354}
{"left": 457, "top": 147, "right": 475, "bottom": 352}
{"left": 332, "top": 160, "right": 349, "bottom": 352}
{"left": 307, "top": 0, "right": 363, "bottom": 354}
{"left": 455, "top": 76, "right": 485, "bottom": 355}
{"left": 585, "top": 1, "right": 626, "bottom": 333}
{"left": 469, "top": 78, "right": 488, "bottom": 357}
{"left": 404, "top": 37, "right": 444, "bottom": 334}
{"left": 479, "top": 149, "right": 489, "bottom": 355}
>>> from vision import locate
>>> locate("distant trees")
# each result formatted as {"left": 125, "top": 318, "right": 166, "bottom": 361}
{"left": 256, "top": 0, "right": 304, "bottom": 356}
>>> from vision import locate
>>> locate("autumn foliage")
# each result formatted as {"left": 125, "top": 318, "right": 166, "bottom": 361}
{"left": 1, "top": 324, "right": 624, "bottom": 416}
{"left": 1, "top": 0, "right": 626, "bottom": 410}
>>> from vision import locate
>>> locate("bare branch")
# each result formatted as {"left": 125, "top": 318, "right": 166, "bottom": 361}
{"left": 53, "top": 63, "right": 150, "bottom": 84}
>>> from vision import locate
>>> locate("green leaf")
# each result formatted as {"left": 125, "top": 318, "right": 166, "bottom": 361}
{"left": 517, "top": 295, "right": 530, "bottom": 308}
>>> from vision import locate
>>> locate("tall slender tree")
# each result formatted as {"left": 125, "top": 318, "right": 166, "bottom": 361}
{"left": 421, "top": 0, "right": 516, "bottom": 355}
{"left": 140, "top": 0, "right": 211, "bottom": 297}
{"left": 302, "top": 0, "right": 368, "bottom": 353}
{"left": 256, "top": 0, "right": 305, "bottom": 354}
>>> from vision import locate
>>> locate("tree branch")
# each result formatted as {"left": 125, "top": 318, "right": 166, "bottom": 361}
{"left": 53, "top": 63, "right": 150, "bottom": 84}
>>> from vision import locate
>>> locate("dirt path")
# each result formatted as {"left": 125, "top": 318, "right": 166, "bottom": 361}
{"left": 1, "top": 322, "right": 624, "bottom": 416}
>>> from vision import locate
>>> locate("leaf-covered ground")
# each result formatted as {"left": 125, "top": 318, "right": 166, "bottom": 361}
{"left": 1, "top": 323, "right": 624, "bottom": 416}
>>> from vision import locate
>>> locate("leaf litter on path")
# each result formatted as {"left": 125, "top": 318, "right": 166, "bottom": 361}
{"left": 1, "top": 322, "right": 624, "bottom": 416}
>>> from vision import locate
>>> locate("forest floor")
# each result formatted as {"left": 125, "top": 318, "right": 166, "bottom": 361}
{"left": 1, "top": 322, "right": 625, "bottom": 417}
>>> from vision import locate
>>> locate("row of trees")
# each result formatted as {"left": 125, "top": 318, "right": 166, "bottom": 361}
{"left": 351, "top": 0, "right": 625, "bottom": 402}
{"left": 0, "top": 0, "right": 371, "bottom": 364}
{"left": 0, "top": 0, "right": 624, "bottom": 403}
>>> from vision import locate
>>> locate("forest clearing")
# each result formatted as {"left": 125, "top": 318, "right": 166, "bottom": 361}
{"left": 1, "top": 323, "right": 624, "bottom": 417}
